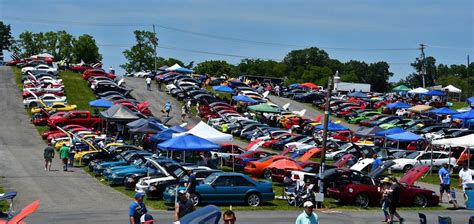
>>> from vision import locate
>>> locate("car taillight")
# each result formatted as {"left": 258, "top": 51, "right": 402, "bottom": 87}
{"left": 293, "top": 175, "right": 299, "bottom": 180}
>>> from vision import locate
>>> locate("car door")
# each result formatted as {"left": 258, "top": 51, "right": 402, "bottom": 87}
{"left": 432, "top": 152, "right": 449, "bottom": 166}
{"left": 417, "top": 152, "right": 433, "bottom": 165}
{"left": 206, "top": 176, "right": 237, "bottom": 203}
{"left": 231, "top": 176, "right": 256, "bottom": 202}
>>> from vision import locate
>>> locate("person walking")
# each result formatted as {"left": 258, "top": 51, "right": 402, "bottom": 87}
{"left": 458, "top": 162, "right": 474, "bottom": 203}
{"left": 43, "top": 142, "right": 55, "bottom": 171}
{"left": 163, "top": 101, "right": 172, "bottom": 117}
{"left": 59, "top": 144, "right": 70, "bottom": 171}
{"left": 146, "top": 76, "right": 152, "bottom": 91}
{"left": 380, "top": 177, "right": 392, "bottom": 223}
{"left": 129, "top": 192, "right": 147, "bottom": 224}
{"left": 175, "top": 190, "right": 195, "bottom": 221}
{"left": 109, "top": 66, "right": 115, "bottom": 74}
{"left": 387, "top": 177, "right": 404, "bottom": 224}
{"left": 295, "top": 201, "right": 319, "bottom": 224}
{"left": 438, "top": 163, "right": 451, "bottom": 203}
{"left": 181, "top": 105, "right": 188, "bottom": 123}
{"left": 185, "top": 170, "right": 197, "bottom": 200}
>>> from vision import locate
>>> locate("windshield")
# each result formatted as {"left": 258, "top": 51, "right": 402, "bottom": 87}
{"left": 386, "top": 119, "right": 399, "bottom": 124}
{"left": 203, "top": 173, "right": 219, "bottom": 185}
{"left": 339, "top": 143, "right": 352, "bottom": 151}
{"left": 256, "top": 156, "right": 272, "bottom": 162}
{"left": 405, "top": 120, "right": 418, "bottom": 126}
{"left": 406, "top": 151, "right": 421, "bottom": 159}
{"left": 392, "top": 151, "right": 406, "bottom": 158}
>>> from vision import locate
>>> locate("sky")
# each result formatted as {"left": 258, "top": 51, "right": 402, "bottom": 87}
{"left": 1, "top": 0, "right": 472, "bottom": 81}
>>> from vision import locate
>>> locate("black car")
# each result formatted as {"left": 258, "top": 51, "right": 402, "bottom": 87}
{"left": 283, "top": 89, "right": 307, "bottom": 98}
{"left": 94, "top": 82, "right": 131, "bottom": 95}
{"left": 272, "top": 135, "right": 307, "bottom": 151}
{"left": 81, "top": 145, "right": 142, "bottom": 166}
{"left": 293, "top": 92, "right": 324, "bottom": 103}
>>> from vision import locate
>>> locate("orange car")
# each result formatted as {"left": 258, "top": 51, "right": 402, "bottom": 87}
{"left": 244, "top": 155, "right": 290, "bottom": 178}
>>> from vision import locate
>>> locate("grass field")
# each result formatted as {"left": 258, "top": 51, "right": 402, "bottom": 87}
{"left": 0, "top": 186, "right": 9, "bottom": 212}
{"left": 450, "top": 101, "right": 468, "bottom": 110}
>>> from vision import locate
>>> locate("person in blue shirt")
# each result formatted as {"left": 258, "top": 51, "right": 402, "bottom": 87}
{"left": 295, "top": 201, "right": 319, "bottom": 224}
{"left": 371, "top": 154, "right": 382, "bottom": 171}
{"left": 163, "top": 101, "right": 172, "bottom": 117}
{"left": 438, "top": 163, "right": 451, "bottom": 203}
{"left": 129, "top": 192, "right": 148, "bottom": 224}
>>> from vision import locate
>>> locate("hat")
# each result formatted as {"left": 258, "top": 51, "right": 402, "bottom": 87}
{"left": 140, "top": 214, "right": 154, "bottom": 224}
{"left": 178, "top": 190, "right": 187, "bottom": 196}
{"left": 134, "top": 192, "right": 145, "bottom": 199}
{"left": 303, "top": 201, "right": 314, "bottom": 208}
{"left": 381, "top": 177, "right": 391, "bottom": 183}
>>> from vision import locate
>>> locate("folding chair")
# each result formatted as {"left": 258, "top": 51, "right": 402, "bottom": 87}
{"left": 418, "top": 213, "right": 427, "bottom": 224}
{"left": 438, "top": 216, "right": 452, "bottom": 224}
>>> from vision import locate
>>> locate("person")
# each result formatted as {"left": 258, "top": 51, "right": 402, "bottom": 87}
{"left": 380, "top": 177, "right": 392, "bottom": 223}
{"left": 295, "top": 201, "right": 319, "bottom": 224}
{"left": 68, "top": 144, "right": 76, "bottom": 167}
{"left": 140, "top": 214, "right": 154, "bottom": 224}
{"left": 274, "top": 85, "right": 281, "bottom": 96}
{"left": 129, "top": 192, "right": 147, "bottom": 224}
{"left": 59, "top": 144, "right": 70, "bottom": 171}
{"left": 146, "top": 76, "right": 152, "bottom": 91}
{"left": 371, "top": 154, "right": 382, "bottom": 171}
{"left": 186, "top": 100, "right": 192, "bottom": 113}
{"left": 175, "top": 190, "right": 195, "bottom": 221}
{"left": 387, "top": 177, "right": 404, "bottom": 224}
{"left": 156, "top": 78, "right": 162, "bottom": 91}
{"left": 222, "top": 210, "right": 236, "bottom": 224}
{"left": 458, "top": 162, "right": 474, "bottom": 203}
{"left": 164, "top": 101, "right": 172, "bottom": 117}
{"left": 185, "top": 170, "right": 197, "bottom": 200}
{"left": 438, "top": 163, "right": 451, "bottom": 203}
{"left": 43, "top": 142, "right": 55, "bottom": 171}
{"left": 450, "top": 186, "right": 458, "bottom": 208}
{"left": 181, "top": 105, "right": 187, "bottom": 122}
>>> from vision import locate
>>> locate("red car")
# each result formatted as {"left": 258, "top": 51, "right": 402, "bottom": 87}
{"left": 41, "top": 124, "right": 89, "bottom": 139}
{"left": 31, "top": 110, "right": 67, "bottom": 126}
{"left": 47, "top": 110, "right": 103, "bottom": 130}
{"left": 82, "top": 69, "right": 115, "bottom": 80}
{"left": 270, "top": 160, "right": 320, "bottom": 182}
{"left": 46, "top": 127, "right": 96, "bottom": 141}
{"left": 332, "top": 130, "right": 353, "bottom": 142}
{"left": 261, "top": 133, "right": 294, "bottom": 148}
{"left": 22, "top": 90, "right": 64, "bottom": 99}
{"left": 70, "top": 64, "right": 94, "bottom": 73}
{"left": 326, "top": 165, "right": 439, "bottom": 207}
{"left": 244, "top": 155, "right": 292, "bottom": 178}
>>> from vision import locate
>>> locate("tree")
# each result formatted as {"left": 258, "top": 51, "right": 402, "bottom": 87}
{"left": 194, "top": 60, "right": 237, "bottom": 76}
{"left": 156, "top": 57, "right": 184, "bottom": 68}
{"left": 283, "top": 47, "right": 330, "bottom": 71}
{"left": 237, "top": 59, "right": 286, "bottom": 78}
{"left": 73, "top": 34, "right": 101, "bottom": 63}
{"left": 409, "top": 56, "right": 437, "bottom": 87}
{"left": 17, "top": 31, "right": 44, "bottom": 58}
{"left": 0, "top": 21, "right": 13, "bottom": 61}
{"left": 120, "top": 30, "right": 157, "bottom": 73}
{"left": 56, "top": 31, "right": 75, "bottom": 61}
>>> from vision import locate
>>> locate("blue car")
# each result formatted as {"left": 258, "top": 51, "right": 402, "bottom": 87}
{"left": 163, "top": 172, "right": 274, "bottom": 207}
{"left": 93, "top": 151, "right": 151, "bottom": 174}
{"left": 105, "top": 157, "right": 174, "bottom": 185}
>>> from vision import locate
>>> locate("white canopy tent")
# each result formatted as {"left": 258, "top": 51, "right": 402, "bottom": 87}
{"left": 443, "top": 85, "right": 462, "bottom": 100}
{"left": 408, "top": 87, "right": 428, "bottom": 94}
{"left": 165, "top": 63, "right": 182, "bottom": 72}
{"left": 173, "top": 121, "right": 233, "bottom": 145}
{"left": 432, "top": 134, "right": 474, "bottom": 147}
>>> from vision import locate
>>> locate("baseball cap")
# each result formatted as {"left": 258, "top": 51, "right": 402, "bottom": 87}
{"left": 134, "top": 192, "right": 145, "bottom": 199}
{"left": 178, "top": 190, "right": 187, "bottom": 196}
{"left": 303, "top": 201, "right": 314, "bottom": 208}
{"left": 140, "top": 214, "right": 154, "bottom": 224}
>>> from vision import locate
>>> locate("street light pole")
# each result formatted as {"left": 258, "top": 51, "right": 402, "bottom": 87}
{"left": 317, "top": 71, "right": 335, "bottom": 208}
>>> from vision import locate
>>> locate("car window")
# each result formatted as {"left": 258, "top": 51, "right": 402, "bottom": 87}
{"left": 419, "top": 153, "right": 432, "bottom": 160}
{"left": 232, "top": 176, "right": 254, "bottom": 186}
{"left": 406, "top": 151, "right": 420, "bottom": 159}
{"left": 213, "top": 176, "right": 232, "bottom": 186}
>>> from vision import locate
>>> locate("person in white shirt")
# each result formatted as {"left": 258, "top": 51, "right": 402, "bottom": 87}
{"left": 146, "top": 76, "right": 152, "bottom": 91}
{"left": 458, "top": 162, "right": 474, "bottom": 203}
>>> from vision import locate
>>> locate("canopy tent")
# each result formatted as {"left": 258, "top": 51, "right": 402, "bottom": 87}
{"left": 248, "top": 104, "right": 281, "bottom": 113}
{"left": 232, "top": 95, "right": 258, "bottom": 103}
{"left": 99, "top": 104, "right": 140, "bottom": 122}
{"left": 420, "top": 90, "right": 446, "bottom": 96}
{"left": 375, "top": 127, "right": 406, "bottom": 137}
{"left": 165, "top": 63, "right": 182, "bottom": 71}
{"left": 126, "top": 118, "right": 148, "bottom": 129}
{"left": 212, "top": 85, "right": 234, "bottom": 93}
{"left": 88, "top": 98, "right": 113, "bottom": 108}
{"left": 299, "top": 82, "right": 319, "bottom": 89}
{"left": 179, "top": 205, "right": 221, "bottom": 224}
{"left": 355, "top": 127, "right": 384, "bottom": 137}
{"left": 386, "top": 101, "right": 411, "bottom": 109}
{"left": 429, "top": 107, "right": 460, "bottom": 115}
{"left": 175, "top": 67, "right": 193, "bottom": 74}
{"left": 129, "top": 121, "right": 164, "bottom": 134}
{"left": 158, "top": 65, "right": 169, "bottom": 71}
{"left": 157, "top": 134, "right": 219, "bottom": 151}
{"left": 452, "top": 109, "right": 474, "bottom": 127}
{"left": 392, "top": 85, "right": 411, "bottom": 92}
{"left": 408, "top": 105, "right": 433, "bottom": 113}
{"left": 314, "top": 122, "right": 349, "bottom": 131}
{"left": 467, "top": 97, "right": 474, "bottom": 105}
{"left": 386, "top": 131, "right": 423, "bottom": 142}
{"left": 288, "top": 83, "right": 301, "bottom": 88}
{"left": 347, "top": 91, "right": 369, "bottom": 98}
{"left": 443, "top": 85, "right": 461, "bottom": 93}
{"left": 408, "top": 87, "right": 428, "bottom": 94}
{"left": 432, "top": 134, "right": 474, "bottom": 147}
{"left": 150, "top": 125, "right": 187, "bottom": 142}
{"left": 173, "top": 121, "right": 233, "bottom": 145}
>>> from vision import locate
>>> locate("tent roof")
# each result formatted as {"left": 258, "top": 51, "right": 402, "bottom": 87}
{"left": 467, "top": 97, "right": 474, "bottom": 105}
{"left": 173, "top": 121, "right": 233, "bottom": 145}
{"left": 408, "top": 87, "right": 428, "bottom": 94}
{"left": 347, "top": 91, "right": 369, "bottom": 98}
{"left": 314, "top": 122, "right": 349, "bottom": 131}
{"left": 299, "top": 82, "right": 319, "bottom": 89}
{"left": 443, "top": 85, "right": 461, "bottom": 93}
{"left": 421, "top": 90, "right": 446, "bottom": 96}
{"left": 386, "top": 101, "right": 411, "bottom": 109}
{"left": 375, "top": 127, "right": 406, "bottom": 137}
{"left": 386, "top": 131, "right": 423, "bottom": 142}
{"left": 157, "top": 134, "right": 219, "bottom": 151}
{"left": 130, "top": 121, "right": 165, "bottom": 134}
{"left": 175, "top": 67, "right": 193, "bottom": 73}
{"left": 165, "top": 63, "right": 182, "bottom": 71}
{"left": 432, "top": 134, "right": 474, "bottom": 147}
{"left": 408, "top": 105, "right": 433, "bottom": 113}
{"left": 88, "top": 98, "right": 113, "bottom": 108}
{"left": 126, "top": 118, "right": 148, "bottom": 129}
{"left": 392, "top": 85, "right": 411, "bottom": 91}
{"left": 99, "top": 104, "right": 140, "bottom": 121}
{"left": 248, "top": 104, "right": 281, "bottom": 113}
{"left": 452, "top": 109, "right": 474, "bottom": 119}
{"left": 34, "top": 53, "right": 54, "bottom": 58}
{"left": 429, "top": 107, "right": 460, "bottom": 115}
{"left": 355, "top": 127, "right": 384, "bottom": 136}
{"left": 232, "top": 95, "right": 258, "bottom": 103}
{"left": 213, "top": 86, "right": 234, "bottom": 93}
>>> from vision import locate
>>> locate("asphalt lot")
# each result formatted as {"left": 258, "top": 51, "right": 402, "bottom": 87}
{"left": 1, "top": 71, "right": 471, "bottom": 223}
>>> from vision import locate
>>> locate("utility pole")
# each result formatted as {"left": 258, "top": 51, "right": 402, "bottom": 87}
{"left": 153, "top": 24, "right": 157, "bottom": 73}
{"left": 419, "top": 44, "right": 426, "bottom": 88}
{"left": 317, "top": 71, "right": 335, "bottom": 208}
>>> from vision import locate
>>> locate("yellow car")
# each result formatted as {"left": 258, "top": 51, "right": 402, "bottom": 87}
{"left": 74, "top": 142, "right": 123, "bottom": 161}
{"left": 31, "top": 102, "right": 77, "bottom": 113}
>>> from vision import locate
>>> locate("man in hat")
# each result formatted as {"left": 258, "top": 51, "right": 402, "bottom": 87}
{"left": 295, "top": 201, "right": 319, "bottom": 224}
{"left": 380, "top": 177, "right": 392, "bottom": 222}
{"left": 175, "top": 190, "right": 194, "bottom": 221}
{"left": 129, "top": 192, "right": 147, "bottom": 224}
{"left": 438, "top": 163, "right": 451, "bottom": 203}
{"left": 140, "top": 214, "right": 154, "bottom": 224}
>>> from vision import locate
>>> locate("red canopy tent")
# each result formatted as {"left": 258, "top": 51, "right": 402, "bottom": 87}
{"left": 299, "top": 82, "right": 319, "bottom": 89}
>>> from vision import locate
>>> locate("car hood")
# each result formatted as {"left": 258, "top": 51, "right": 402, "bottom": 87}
{"left": 267, "top": 159, "right": 301, "bottom": 170}
{"left": 368, "top": 160, "right": 395, "bottom": 178}
{"left": 399, "top": 165, "right": 429, "bottom": 186}
{"left": 100, "top": 161, "right": 126, "bottom": 167}
{"left": 112, "top": 167, "right": 145, "bottom": 176}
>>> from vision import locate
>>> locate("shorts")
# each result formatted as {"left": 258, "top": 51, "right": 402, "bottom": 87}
{"left": 44, "top": 158, "right": 52, "bottom": 163}
{"left": 440, "top": 184, "right": 450, "bottom": 193}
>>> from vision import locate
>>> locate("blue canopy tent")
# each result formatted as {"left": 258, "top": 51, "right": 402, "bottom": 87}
{"left": 288, "top": 83, "right": 301, "bottom": 88}
{"left": 150, "top": 125, "right": 188, "bottom": 142}
{"left": 232, "top": 95, "right": 258, "bottom": 103}
{"left": 88, "top": 98, "right": 113, "bottom": 108}
{"left": 467, "top": 97, "right": 474, "bottom": 106}
{"left": 314, "top": 122, "right": 349, "bottom": 131}
{"left": 212, "top": 86, "right": 234, "bottom": 93}
{"left": 429, "top": 107, "right": 460, "bottom": 115}
{"left": 157, "top": 134, "right": 219, "bottom": 151}
{"left": 386, "top": 131, "right": 423, "bottom": 149}
{"left": 386, "top": 101, "right": 411, "bottom": 109}
{"left": 452, "top": 109, "right": 474, "bottom": 128}
{"left": 375, "top": 127, "right": 406, "bottom": 137}
{"left": 175, "top": 67, "right": 193, "bottom": 74}
{"left": 347, "top": 91, "right": 369, "bottom": 98}
{"left": 421, "top": 90, "right": 446, "bottom": 96}
{"left": 179, "top": 205, "right": 221, "bottom": 224}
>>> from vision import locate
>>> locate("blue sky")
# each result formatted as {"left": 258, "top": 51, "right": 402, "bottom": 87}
{"left": 1, "top": 0, "right": 472, "bottom": 81}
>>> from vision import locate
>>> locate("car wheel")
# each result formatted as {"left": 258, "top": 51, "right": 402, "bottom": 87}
{"left": 413, "top": 194, "right": 428, "bottom": 207}
{"left": 263, "top": 169, "right": 272, "bottom": 179}
{"left": 191, "top": 194, "right": 200, "bottom": 206}
{"left": 403, "top": 165, "right": 413, "bottom": 173}
{"left": 246, "top": 193, "right": 261, "bottom": 207}
{"left": 354, "top": 193, "right": 369, "bottom": 208}
{"left": 29, "top": 102, "right": 37, "bottom": 108}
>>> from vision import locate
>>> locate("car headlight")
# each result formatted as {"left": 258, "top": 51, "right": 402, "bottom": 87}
{"left": 432, "top": 192, "right": 437, "bottom": 196}
{"left": 111, "top": 173, "right": 118, "bottom": 178}
{"left": 150, "top": 186, "right": 157, "bottom": 191}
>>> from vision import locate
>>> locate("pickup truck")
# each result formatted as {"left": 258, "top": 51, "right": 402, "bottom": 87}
{"left": 48, "top": 110, "right": 103, "bottom": 130}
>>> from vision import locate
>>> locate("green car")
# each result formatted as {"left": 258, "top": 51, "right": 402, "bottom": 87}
{"left": 349, "top": 111, "right": 381, "bottom": 124}
{"left": 379, "top": 118, "right": 412, "bottom": 129}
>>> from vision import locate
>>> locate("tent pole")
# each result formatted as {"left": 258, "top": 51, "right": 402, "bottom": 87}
{"left": 430, "top": 139, "right": 433, "bottom": 175}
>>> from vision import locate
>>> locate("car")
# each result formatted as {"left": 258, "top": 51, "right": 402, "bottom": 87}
{"left": 21, "top": 64, "right": 57, "bottom": 74}
{"left": 105, "top": 157, "right": 168, "bottom": 185}
{"left": 82, "top": 69, "right": 116, "bottom": 80}
{"left": 23, "top": 94, "right": 67, "bottom": 108}
{"left": 244, "top": 155, "right": 291, "bottom": 178}
{"left": 30, "top": 102, "right": 77, "bottom": 114}
{"left": 293, "top": 92, "right": 323, "bottom": 103}
{"left": 163, "top": 172, "right": 275, "bottom": 207}
{"left": 47, "top": 110, "right": 103, "bottom": 129}
{"left": 326, "top": 165, "right": 439, "bottom": 207}
{"left": 93, "top": 150, "right": 151, "bottom": 174}
{"left": 94, "top": 82, "right": 130, "bottom": 95}
{"left": 70, "top": 64, "right": 95, "bottom": 73}
{"left": 391, "top": 151, "right": 456, "bottom": 172}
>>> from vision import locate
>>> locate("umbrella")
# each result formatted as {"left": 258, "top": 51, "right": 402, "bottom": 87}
{"left": 212, "top": 86, "right": 234, "bottom": 93}
{"left": 232, "top": 95, "right": 258, "bottom": 103}
{"left": 248, "top": 104, "right": 281, "bottom": 113}
{"left": 467, "top": 97, "right": 474, "bottom": 105}
{"left": 429, "top": 107, "right": 460, "bottom": 115}
{"left": 314, "top": 122, "right": 349, "bottom": 131}
{"left": 299, "top": 82, "right": 319, "bottom": 89}
{"left": 267, "top": 159, "right": 302, "bottom": 170}
{"left": 88, "top": 98, "right": 113, "bottom": 108}
{"left": 392, "top": 85, "right": 411, "bottom": 92}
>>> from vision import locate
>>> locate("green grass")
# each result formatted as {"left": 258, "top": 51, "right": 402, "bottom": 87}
{"left": 450, "top": 101, "right": 467, "bottom": 110}
{"left": 0, "top": 186, "right": 9, "bottom": 212}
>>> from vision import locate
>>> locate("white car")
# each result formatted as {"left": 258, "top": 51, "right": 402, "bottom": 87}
{"left": 326, "top": 143, "right": 358, "bottom": 160}
{"left": 23, "top": 94, "right": 67, "bottom": 108}
{"left": 21, "top": 64, "right": 57, "bottom": 74}
{"left": 24, "top": 76, "right": 63, "bottom": 85}
{"left": 23, "top": 86, "right": 64, "bottom": 93}
{"left": 349, "top": 158, "right": 375, "bottom": 173}
{"left": 391, "top": 151, "right": 456, "bottom": 172}
{"left": 133, "top": 71, "right": 152, "bottom": 78}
